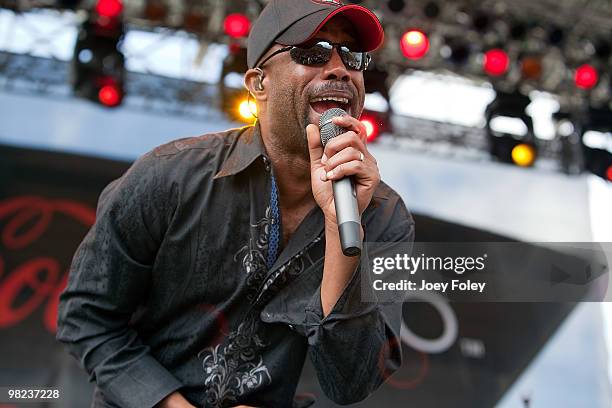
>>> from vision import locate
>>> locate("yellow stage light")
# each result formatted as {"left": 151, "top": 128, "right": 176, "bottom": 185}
{"left": 511, "top": 143, "right": 536, "bottom": 167}
{"left": 238, "top": 99, "right": 257, "bottom": 122}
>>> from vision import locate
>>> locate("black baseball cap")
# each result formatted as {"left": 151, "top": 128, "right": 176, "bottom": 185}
{"left": 247, "top": 0, "right": 384, "bottom": 69}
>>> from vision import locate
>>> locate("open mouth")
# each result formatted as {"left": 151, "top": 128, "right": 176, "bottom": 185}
{"left": 310, "top": 96, "right": 351, "bottom": 115}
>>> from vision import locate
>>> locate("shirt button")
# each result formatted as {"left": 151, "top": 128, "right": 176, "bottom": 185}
{"left": 262, "top": 156, "right": 270, "bottom": 172}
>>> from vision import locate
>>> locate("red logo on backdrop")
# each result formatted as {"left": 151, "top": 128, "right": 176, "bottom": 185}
{"left": 0, "top": 196, "right": 95, "bottom": 334}
{"left": 310, "top": 0, "right": 344, "bottom": 6}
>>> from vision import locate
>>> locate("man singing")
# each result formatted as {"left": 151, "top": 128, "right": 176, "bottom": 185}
{"left": 57, "top": 0, "right": 415, "bottom": 407}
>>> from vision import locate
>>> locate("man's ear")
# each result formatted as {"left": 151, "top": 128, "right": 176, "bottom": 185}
{"left": 244, "top": 68, "right": 267, "bottom": 101}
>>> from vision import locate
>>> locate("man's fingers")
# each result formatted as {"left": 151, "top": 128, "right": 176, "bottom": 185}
{"left": 323, "top": 131, "right": 367, "bottom": 161}
{"left": 306, "top": 124, "right": 324, "bottom": 166}
{"left": 332, "top": 115, "right": 368, "bottom": 143}
{"left": 325, "top": 160, "right": 365, "bottom": 181}
{"left": 323, "top": 146, "right": 364, "bottom": 173}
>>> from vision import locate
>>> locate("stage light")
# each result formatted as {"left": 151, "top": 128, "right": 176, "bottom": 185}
{"left": 360, "top": 108, "right": 391, "bottom": 142}
{"left": 557, "top": 119, "right": 575, "bottom": 137}
{"left": 488, "top": 136, "right": 538, "bottom": 167}
{"left": 220, "top": 46, "right": 251, "bottom": 122}
{"left": 442, "top": 39, "right": 470, "bottom": 65}
{"left": 387, "top": 0, "right": 405, "bottom": 13}
{"left": 485, "top": 91, "right": 537, "bottom": 167}
{"left": 72, "top": 18, "right": 125, "bottom": 107}
{"left": 91, "top": 0, "right": 124, "bottom": 38}
{"left": 224, "top": 13, "right": 250, "bottom": 38}
{"left": 238, "top": 98, "right": 257, "bottom": 122}
{"left": 361, "top": 116, "right": 379, "bottom": 142}
{"left": 183, "top": 8, "right": 207, "bottom": 33}
{"left": 583, "top": 145, "right": 612, "bottom": 181}
{"left": 580, "top": 109, "right": 612, "bottom": 180}
{"left": 574, "top": 64, "right": 598, "bottom": 89}
{"left": 95, "top": 0, "right": 122, "bottom": 19}
{"left": 77, "top": 49, "right": 93, "bottom": 64}
{"left": 364, "top": 61, "right": 390, "bottom": 103}
{"left": 490, "top": 116, "right": 528, "bottom": 136}
{"left": 400, "top": 30, "right": 429, "bottom": 60}
{"left": 98, "top": 80, "right": 122, "bottom": 107}
{"left": 144, "top": 0, "right": 168, "bottom": 22}
{"left": 483, "top": 49, "right": 509, "bottom": 76}
{"left": 222, "top": 45, "right": 248, "bottom": 76}
{"left": 511, "top": 143, "right": 536, "bottom": 167}
{"left": 520, "top": 56, "right": 542, "bottom": 80}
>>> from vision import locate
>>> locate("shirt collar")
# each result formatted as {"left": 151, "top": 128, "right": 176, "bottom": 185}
{"left": 214, "top": 122, "right": 267, "bottom": 179}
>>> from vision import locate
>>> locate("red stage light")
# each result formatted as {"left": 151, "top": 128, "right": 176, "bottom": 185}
{"left": 483, "top": 49, "right": 509, "bottom": 76}
{"left": 144, "top": 0, "right": 167, "bottom": 22}
{"left": 224, "top": 14, "right": 250, "bottom": 38}
{"left": 400, "top": 30, "right": 429, "bottom": 60}
{"left": 95, "top": 0, "right": 123, "bottom": 18}
{"left": 574, "top": 64, "right": 598, "bottom": 89}
{"left": 95, "top": 15, "right": 121, "bottom": 31}
{"left": 98, "top": 84, "right": 122, "bottom": 107}
{"left": 521, "top": 56, "right": 542, "bottom": 80}
{"left": 361, "top": 117, "right": 380, "bottom": 142}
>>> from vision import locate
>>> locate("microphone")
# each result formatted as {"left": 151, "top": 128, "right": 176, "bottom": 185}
{"left": 319, "top": 108, "right": 362, "bottom": 257}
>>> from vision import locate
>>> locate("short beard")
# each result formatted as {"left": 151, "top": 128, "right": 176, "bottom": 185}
{"left": 267, "top": 98, "right": 310, "bottom": 159}
{"left": 299, "top": 109, "right": 311, "bottom": 156}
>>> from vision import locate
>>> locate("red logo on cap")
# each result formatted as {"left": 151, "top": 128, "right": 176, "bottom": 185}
{"left": 310, "top": 0, "right": 343, "bottom": 6}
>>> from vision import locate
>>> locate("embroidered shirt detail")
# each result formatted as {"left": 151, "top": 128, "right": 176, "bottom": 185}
{"left": 199, "top": 315, "right": 271, "bottom": 407}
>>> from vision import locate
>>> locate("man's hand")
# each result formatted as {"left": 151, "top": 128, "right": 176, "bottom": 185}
{"left": 307, "top": 114, "right": 381, "bottom": 316}
{"left": 156, "top": 392, "right": 196, "bottom": 408}
{"left": 156, "top": 393, "right": 255, "bottom": 408}
{"left": 306, "top": 114, "right": 380, "bottom": 226}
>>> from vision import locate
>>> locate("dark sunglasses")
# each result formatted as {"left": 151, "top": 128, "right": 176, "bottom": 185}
{"left": 257, "top": 40, "right": 371, "bottom": 72}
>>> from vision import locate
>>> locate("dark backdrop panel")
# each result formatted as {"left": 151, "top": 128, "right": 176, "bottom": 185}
{"left": 0, "top": 145, "right": 129, "bottom": 407}
{"left": 0, "top": 144, "right": 575, "bottom": 407}
{"left": 295, "top": 216, "right": 575, "bottom": 407}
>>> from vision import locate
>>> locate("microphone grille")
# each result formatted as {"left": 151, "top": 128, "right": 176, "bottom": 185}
{"left": 319, "top": 108, "right": 347, "bottom": 146}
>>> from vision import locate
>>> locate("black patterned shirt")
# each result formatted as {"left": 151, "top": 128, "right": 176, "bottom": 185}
{"left": 56, "top": 122, "right": 415, "bottom": 408}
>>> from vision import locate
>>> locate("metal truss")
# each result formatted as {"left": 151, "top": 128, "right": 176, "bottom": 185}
{"left": 0, "top": 50, "right": 227, "bottom": 120}
{"left": 2, "top": 0, "right": 600, "bottom": 174}
{"left": 389, "top": 113, "right": 563, "bottom": 166}
{"left": 2, "top": 1, "right": 611, "bottom": 102}
{"left": 0, "top": 49, "right": 568, "bottom": 173}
